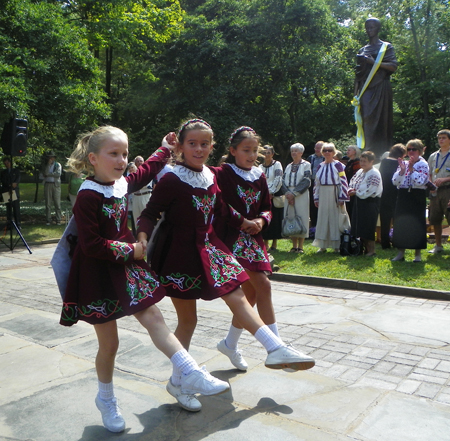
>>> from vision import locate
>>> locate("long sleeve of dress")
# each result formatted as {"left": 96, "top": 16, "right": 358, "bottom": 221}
{"left": 126, "top": 146, "right": 170, "bottom": 194}
{"left": 136, "top": 174, "right": 174, "bottom": 239}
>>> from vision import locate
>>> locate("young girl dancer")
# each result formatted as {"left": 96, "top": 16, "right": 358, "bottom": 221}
{"left": 58, "top": 126, "right": 229, "bottom": 432}
{"left": 137, "top": 119, "right": 315, "bottom": 412}
{"left": 212, "top": 127, "right": 299, "bottom": 370}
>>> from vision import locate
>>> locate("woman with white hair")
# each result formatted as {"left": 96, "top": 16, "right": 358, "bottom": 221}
{"left": 281, "top": 143, "right": 311, "bottom": 253}
{"left": 313, "top": 142, "right": 350, "bottom": 252}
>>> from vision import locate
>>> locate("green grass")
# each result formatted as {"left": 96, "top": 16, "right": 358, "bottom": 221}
{"left": 0, "top": 183, "right": 71, "bottom": 244}
{"left": 2, "top": 184, "right": 449, "bottom": 292}
{"left": 271, "top": 239, "right": 450, "bottom": 292}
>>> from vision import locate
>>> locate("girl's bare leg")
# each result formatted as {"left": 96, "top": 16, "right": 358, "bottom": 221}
{"left": 171, "top": 298, "right": 198, "bottom": 350}
{"left": 134, "top": 305, "right": 184, "bottom": 359}
{"left": 222, "top": 288, "right": 266, "bottom": 335}
{"left": 221, "top": 288, "right": 315, "bottom": 371}
{"left": 231, "top": 271, "right": 274, "bottom": 328}
{"left": 94, "top": 320, "right": 119, "bottom": 383}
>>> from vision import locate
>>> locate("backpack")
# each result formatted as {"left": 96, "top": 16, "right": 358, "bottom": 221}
{"left": 340, "top": 229, "right": 361, "bottom": 256}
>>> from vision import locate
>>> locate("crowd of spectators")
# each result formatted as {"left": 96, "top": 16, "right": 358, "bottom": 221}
{"left": 264, "top": 129, "right": 450, "bottom": 261}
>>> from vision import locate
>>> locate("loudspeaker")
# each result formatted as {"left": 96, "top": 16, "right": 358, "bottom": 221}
{"left": 1, "top": 117, "right": 28, "bottom": 156}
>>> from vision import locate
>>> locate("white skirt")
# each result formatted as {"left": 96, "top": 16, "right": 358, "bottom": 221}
{"left": 283, "top": 189, "right": 309, "bottom": 238}
{"left": 312, "top": 185, "right": 342, "bottom": 250}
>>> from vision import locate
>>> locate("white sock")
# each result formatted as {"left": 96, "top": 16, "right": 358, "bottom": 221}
{"left": 225, "top": 325, "right": 243, "bottom": 350}
{"left": 254, "top": 325, "right": 283, "bottom": 353}
{"left": 98, "top": 380, "right": 114, "bottom": 401}
{"left": 171, "top": 365, "right": 182, "bottom": 387}
{"left": 267, "top": 323, "right": 280, "bottom": 337}
{"left": 170, "top": 349, "right": 199, "bottom": 377}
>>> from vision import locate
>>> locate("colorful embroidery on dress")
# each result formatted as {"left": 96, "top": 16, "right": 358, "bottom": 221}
{"left": 205, "top": 233, "right": 244, "bottom": 287}
{"left": 259, "top": 210, "right": 272, "bottom": 225}
{"left": 125, "top": 264, "right": 160, "bottom": 305}
{"left": 232, "top": 231, "right": 268, "bottom": 263}
{"left": 229, "top": 205, "right": 242, "bottom": 219}
{"left": 160, "top": 273, "right": 202, "bottom": 291}
{"left": 237, "top": 185, "right": 261, "bottom": 213}
{"left": 110, "top": 241, "right": 133, "bottom": 261}
{"left": 61, "top": 299, "right": 122, "bottom": 323}
{"left": 192, "top": 194, "right": 216, "bottom": 224}
{"left": 102, "top": 196, "right": 127, "bottom": 231}
{"left": 151, "top": 148, "right": 166, "bottom": 158}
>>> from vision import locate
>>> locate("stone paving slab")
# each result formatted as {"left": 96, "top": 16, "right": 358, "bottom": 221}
{"left": 0, "top": 244, "right": 450, "bottom": 440}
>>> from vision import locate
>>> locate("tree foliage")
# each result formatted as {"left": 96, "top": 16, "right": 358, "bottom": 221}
{"left": 118, "top": 0, "right": 354, "bottom": 163}
{"left": 1, "top": 0, "right": 449, "bottom": 166}
{"left": 0, "top": 0, "right": 110, "bottom": 158}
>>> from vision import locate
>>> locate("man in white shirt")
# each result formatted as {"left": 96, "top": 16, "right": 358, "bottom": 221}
{"left": 42, "top": 151, "right": 62, "bottom": 225}
{"left": 428, "top": 129, "right": 450, "bottom": 253}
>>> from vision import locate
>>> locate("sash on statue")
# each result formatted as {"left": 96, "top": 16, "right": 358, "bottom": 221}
{"left": 351, "top": 42, "right": 388, "bottom": 150}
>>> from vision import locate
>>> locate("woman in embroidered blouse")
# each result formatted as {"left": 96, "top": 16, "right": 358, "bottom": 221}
{"left": 313, "top": 142, "right": 350, "bottom": 253}
{"left": 348, "top": 151, "right": 383, "bottom": 256}
{"left": 259, "top": 145, "right": 284, "bottom": 251}
{"left": 281, "top": 143, "right": 311, "bottom": 253}
{"left": 379, "top": 143, "right": 406, "bottom": 249}
{"left": 391, "top": 139, "right": 429, "bottom": 262}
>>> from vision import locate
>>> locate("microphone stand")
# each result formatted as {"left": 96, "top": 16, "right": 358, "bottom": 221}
{"left": 0, "top": 155, "right": 32, "bottom": 253}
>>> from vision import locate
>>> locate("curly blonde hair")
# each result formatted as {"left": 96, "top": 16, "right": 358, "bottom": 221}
{"left": 66, "top": 126, "right": 128, "bottom": 176}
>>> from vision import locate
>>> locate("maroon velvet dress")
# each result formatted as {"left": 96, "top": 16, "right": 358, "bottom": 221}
{"left": 60, "top": 148, "right": 170, "bottom": 326}
{"left": 137, "top": 163, "right": 249, "bottom": 300}
{"left": 212, "top": 163, "right": 272, "bottom": 273}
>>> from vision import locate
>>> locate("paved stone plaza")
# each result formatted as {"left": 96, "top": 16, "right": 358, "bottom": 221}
{"left": 0, "top": 244, "right": 449, "bottom": 440}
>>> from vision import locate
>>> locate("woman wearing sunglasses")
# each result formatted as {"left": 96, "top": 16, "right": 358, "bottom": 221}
{"left": 391, "top": 139, "right": 429, "bottom": 262}
{"left": 313, "top": 142, "right": 350, "bottom": 253}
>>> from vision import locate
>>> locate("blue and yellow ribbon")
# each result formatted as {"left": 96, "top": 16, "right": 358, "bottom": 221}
{"left": 352, "top": 42, "right": 388, "bottom": 150}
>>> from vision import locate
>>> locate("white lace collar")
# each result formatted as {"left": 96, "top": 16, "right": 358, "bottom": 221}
{"left": 79, "top": 176, "right": 128, "bottom": 199}
{"left": 171, "top": 165, "right": 214, "bottom": 190}
{"left": 228, "top": 163, "right": 262, "bottom": 182}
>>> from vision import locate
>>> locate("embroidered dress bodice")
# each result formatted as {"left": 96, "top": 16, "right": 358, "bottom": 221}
{"left": 284, "top": 161, "right": 309, "bottom": 189}
{"left": 314, "top": 160, "right": 349, "bottom": 202}
{"left": 349, "top": 168, "right": 383, "bottom": 199}
{"left": 392, "top": 157, "right": 429, "bottom": 190}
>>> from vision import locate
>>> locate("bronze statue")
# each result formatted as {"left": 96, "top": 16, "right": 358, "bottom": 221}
{"left": 354, "top": 18, "right": 397, "bottom": 157}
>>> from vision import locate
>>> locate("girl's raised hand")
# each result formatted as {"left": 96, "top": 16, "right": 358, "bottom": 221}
{"left": 162, "top": 132, "right": 178, "bottom": 149}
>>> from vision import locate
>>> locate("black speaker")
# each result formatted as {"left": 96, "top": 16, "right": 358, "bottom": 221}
{"left": 1, "top": 117, "right": 28, "bottom": 156}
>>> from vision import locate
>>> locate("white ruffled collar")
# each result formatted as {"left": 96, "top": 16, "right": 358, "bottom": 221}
{"left": 228, "top": 163, "right": 262, "bottom": 182}
{"left": 171, "top": 164, "right": 214, "bottom": 190}
{"left": 79, "top": 176, "right": 128, "bottom": 199}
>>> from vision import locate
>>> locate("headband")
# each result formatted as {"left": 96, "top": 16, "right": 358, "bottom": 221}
{"left": 228, "top": 126, "right": 256, "bottom": 144}
{"left": 178, "top": 119, "right": 212, "bottom": 138}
